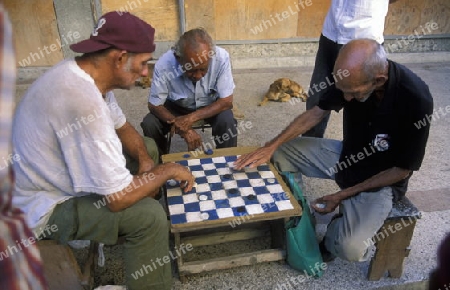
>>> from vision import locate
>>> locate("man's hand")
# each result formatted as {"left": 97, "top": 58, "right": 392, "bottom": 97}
{"left": 234, "top": 144, "right": 277, "bottom": 170}
{"left": 169, "top": 163, "right": 196, "bottom": 193}
{"left": 311, "top": 193, "right": 341, "bottom": 214}
{"left": 181, "top": 129, "right": 203, "bottom": 151}
{"left": 169, "top": 114, "right": 196, "bottom": 135}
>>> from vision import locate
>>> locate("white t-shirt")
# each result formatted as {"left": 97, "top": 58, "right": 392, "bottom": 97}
{"left": 12, "top": 59, "right": 133, "bottom": 231}
{"left": 322, "top": 0, "right": 389, "bottom": 44}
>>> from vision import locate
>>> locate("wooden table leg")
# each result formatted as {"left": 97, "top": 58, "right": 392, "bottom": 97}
{"left": 174, "top": 233, "right": 187, "bottom": 283}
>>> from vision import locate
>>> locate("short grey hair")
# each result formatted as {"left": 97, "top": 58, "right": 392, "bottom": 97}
{"left": 172, "top": 28, "right": 215, "bottom": 59}
{"left": 362, "top": 41, "right": 388, "bottom": 81}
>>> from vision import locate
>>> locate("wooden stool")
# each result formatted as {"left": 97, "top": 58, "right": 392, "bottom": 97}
{"left": 38, "top": 240, "right": 94, "bottom": 290}
{"left": 368, "top": 196, "right": 421, "bottom": 280}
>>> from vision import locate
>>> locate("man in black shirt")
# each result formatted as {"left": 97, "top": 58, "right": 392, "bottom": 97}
{"left": 235, "top": 39, "right": 433, "bottom": 262}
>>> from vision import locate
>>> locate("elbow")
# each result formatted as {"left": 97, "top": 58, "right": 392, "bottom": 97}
{"left": 223, "top": 99, "right": 234, "bottom": 110}
{"left": 398, "top": 168, "right": 412, "bottom": 179}
{"left": 104, "top": 193, "right": 127, "bottom": 212}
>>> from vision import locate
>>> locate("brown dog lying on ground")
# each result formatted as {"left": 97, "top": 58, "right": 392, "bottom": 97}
{"left": 258, "top": 78, "right": 308, "bottom": 106}
{"left": 135, "top": 75, "right": 152, "bottom": 89}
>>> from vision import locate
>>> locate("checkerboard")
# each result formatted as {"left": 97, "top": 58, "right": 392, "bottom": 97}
{"left": 166, "top": 155, "right": 296, "bottom": 225}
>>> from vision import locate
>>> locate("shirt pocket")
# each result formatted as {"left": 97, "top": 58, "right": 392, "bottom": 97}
{"left": 169, "top": 92, "right": 188, "bottom": 101}
{"left": 208, "top": 88, "right": 219, "bottom": 101}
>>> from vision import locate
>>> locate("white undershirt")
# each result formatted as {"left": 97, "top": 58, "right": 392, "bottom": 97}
{"left": 12, "top": 59, "right": 133, "bottom": 231}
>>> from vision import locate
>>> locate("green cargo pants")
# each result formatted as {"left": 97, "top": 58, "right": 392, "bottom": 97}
{"left": 45, "top": 137, "right": 172, "bottom": 290}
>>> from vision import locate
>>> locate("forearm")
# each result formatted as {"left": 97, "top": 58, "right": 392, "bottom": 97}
{"left": 148, "top": 103, "right": 176, "bottom": 123}
{"left": 116, "top": 122, "right": 153, "bottom": 164}
{"left": 189, "top": 96, "right": 233, "bottom": 123}
{"left": 106, "top": 163, "right": 175, "bottom": 212}
{"left": 267, "top": 106, "right": 329, "bottom": 148}
{"left": 335, "top": 167, "right": 411, "bottom": 200}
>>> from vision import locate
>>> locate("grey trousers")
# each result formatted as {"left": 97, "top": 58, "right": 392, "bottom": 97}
{"left": 272, "top": 137, "right": 393, "bottom": 262}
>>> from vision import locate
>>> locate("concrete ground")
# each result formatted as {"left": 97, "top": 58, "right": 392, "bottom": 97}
{"left": 14, "top": 52, "right": 450, "bottom": 289}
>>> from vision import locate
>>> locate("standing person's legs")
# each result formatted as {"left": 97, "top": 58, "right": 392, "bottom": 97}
{"left": 303, "top": 35, "right": 343, "bottom": 138}
{"left": 45, "top": 195, "right": 171, "bottom": 290}
{"left": 205, "top": 109, "right": 237, "bottom": 149}
{"left": 324, "top": 187, "right": 394, "bottom": 262}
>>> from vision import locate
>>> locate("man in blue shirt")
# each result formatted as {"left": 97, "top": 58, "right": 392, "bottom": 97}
{"left": 141, "top": 28, "right": 237, "bottom": 154}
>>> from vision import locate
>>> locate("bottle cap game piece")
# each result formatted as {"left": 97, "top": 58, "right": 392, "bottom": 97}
{"left": 246, "top": 194, "right": 256, "bottom": 200}
{"left": 236, "top": 206, "right": 246, "bottom": 213}
{"left": 223, "top": 174, "right": 233, "bottom": 179}
{"left": 315, "top": 203, "right": 326, "bottom": 209}
{"left": 227, "top": 188, "right": 239, "bottom": 194}
{"left": 201, "top": 212, "right": 209, "bottom": 220}
{"left": 167, "top": 179, "right": 177, "bottom": 186}
{"left": 183, "top": 153, "right": 191, "bottom": 158}
{"left": 205, "top": 149, "right": 214, "bottom": 155}
{"left": 267, "top": 178, "right": 276, "bottom": 184}
{"left": 199, "top": 194, "right": 208, "bottom": 201}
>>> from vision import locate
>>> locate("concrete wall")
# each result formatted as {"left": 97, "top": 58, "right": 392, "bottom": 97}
{"left": 53, "top": 0, "right": 95, "bottom": 59}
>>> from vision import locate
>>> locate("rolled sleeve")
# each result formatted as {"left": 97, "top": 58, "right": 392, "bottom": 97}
{"left": 149, "top": 63, "right": 169, "bottom": 106}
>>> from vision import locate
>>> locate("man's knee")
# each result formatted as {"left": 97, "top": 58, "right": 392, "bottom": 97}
{"left": 211, "top": 109, "right": 237, "bottom": 147}
{"left": 325, "top": 217, "right": 374, "bottom": 262}
{"left": 329, "top": 236, "right": 370, "bottom": 262}
{"left": 123, "top": 198, "right": 168, "bottom": 236}
{"left": 214, "top": 109, "right": 236, "bottom": 127}
{"left": 141, "top": 113, "right": 161, "bottom": 135}
{"left": 142, "top": 137, "right": 159, "bottom": 164}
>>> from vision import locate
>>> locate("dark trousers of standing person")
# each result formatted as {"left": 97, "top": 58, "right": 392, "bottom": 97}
{"left": 303, "top": 34, "right": 343, "bottom": 138}
{"left": 141, "top": 101, "right": 237, "bottom": 154}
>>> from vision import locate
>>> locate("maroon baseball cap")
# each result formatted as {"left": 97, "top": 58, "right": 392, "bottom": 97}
{"left": 70, "top": 12, "right": 156, "bottom": 54}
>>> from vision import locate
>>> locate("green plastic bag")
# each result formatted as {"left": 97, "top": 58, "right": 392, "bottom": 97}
{"left": 282, "top": 171, "right": 324, "bottom": 278}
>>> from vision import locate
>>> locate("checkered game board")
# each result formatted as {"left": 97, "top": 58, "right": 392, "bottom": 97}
{"left": 166, "top": 155, "right": 296, "bottom": 225}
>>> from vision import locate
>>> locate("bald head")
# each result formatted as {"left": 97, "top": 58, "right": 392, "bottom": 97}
{"left": 335, "top": 39, "right": 387, "bottom": 83}
{"left": 334, "top": 39, "right": 389, "bottom": 102}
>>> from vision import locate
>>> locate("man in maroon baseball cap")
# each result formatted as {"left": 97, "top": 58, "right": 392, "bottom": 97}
{"left": 12, "top": 11, "right": 194, "bottom": 290}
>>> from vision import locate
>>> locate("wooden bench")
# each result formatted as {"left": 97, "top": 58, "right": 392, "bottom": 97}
{"left": 368, "top": 196, "right": 421, "bottom": 280}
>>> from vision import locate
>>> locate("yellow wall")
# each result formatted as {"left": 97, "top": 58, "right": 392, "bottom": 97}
{"left": 185, "top": 0, "right": 450, "bottom": 40}
{"left": 7, "top": 0, "right": 450, "bottom": 67}
{"left": 102, "top": 0, "right": 180, "bottom": 41}
{"left": 5, "top": 0, "right": 64, "bottom": 67}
